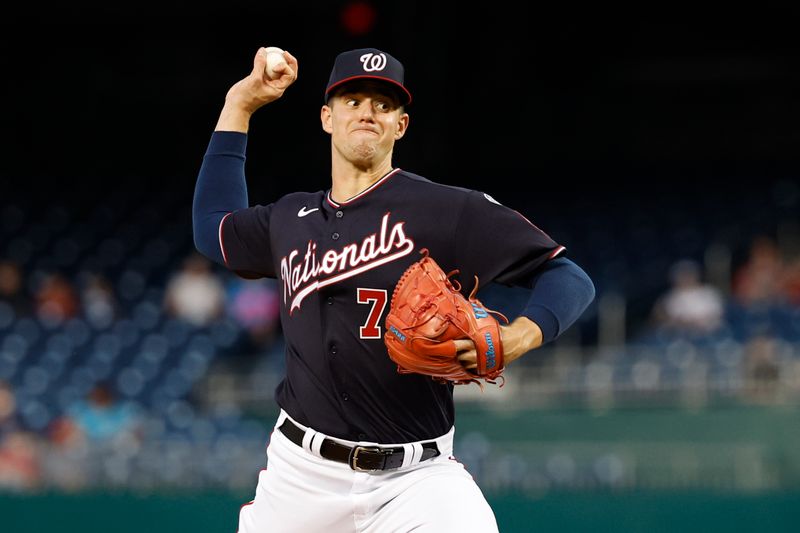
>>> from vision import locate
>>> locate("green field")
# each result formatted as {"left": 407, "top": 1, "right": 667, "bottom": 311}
{"left": 4, "top": 404, "right": 800, "bottom": 532}
{"left": 3, "top": 489, "right": 800, "bottom": 533}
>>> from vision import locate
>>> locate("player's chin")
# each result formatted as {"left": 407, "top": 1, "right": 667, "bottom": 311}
{"left": 348, "top": 143, "right": 378, "bottom": 162}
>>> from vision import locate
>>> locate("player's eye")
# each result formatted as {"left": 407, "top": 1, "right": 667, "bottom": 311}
{"left": 375, "top": 101, "right": 391, "bottom": 112}
{"left": 346, "top": 98, "right": 359, "bottom": 107}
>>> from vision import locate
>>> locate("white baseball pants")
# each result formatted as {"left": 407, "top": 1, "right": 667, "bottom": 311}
{"left": 237, "top": 410, "right": 498, "bottom": 533}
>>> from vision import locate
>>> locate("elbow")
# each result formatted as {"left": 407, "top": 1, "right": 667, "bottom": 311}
{"left": 191, "top": 216, "right": 211, "bottom": 259}
{"left": 193, "top": 234, "right": 219, "bottom": 265}
{"left": 560, "top": 258, "right": 595, "bottom": 309}
{"left": 554, "top": 258, "right": 596, "bottom": 310}
{"left": 192, "top": 213, "right": 227, "bottom": 267}
{"left": 569, "top": 265, "right": 596, "bottom": 323}
{"left": 549, "top": 262, "right": 596, "bottom": 342}
{"left": 192, "top": 231, "right": 210, "bottom": 260}
{"left": 581, "top": 269, "right": 596, "bottom": 310}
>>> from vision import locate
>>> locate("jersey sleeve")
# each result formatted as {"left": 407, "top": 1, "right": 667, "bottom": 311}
{"left": 220, "top": 204, "right": 277, "bottom": 279}
{"left": 454, "top": 191, "right": 565, "bottom": 287}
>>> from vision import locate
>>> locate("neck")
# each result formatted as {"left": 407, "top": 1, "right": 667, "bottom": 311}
{"left": 330, "top": 157, "right": 394, "bottom": 204}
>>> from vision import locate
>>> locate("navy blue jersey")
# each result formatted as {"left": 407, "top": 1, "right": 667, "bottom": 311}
{"left": 220, "top": 169, "right": 564, "bottom": 443}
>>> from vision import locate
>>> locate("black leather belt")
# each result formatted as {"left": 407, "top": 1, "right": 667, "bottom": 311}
{"left": 279, "top": 418, "right": 440, "bottom": 471}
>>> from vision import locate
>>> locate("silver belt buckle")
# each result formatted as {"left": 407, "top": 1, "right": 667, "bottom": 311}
{"left": 348, "top": 445, "right": 385, "bottom": 471}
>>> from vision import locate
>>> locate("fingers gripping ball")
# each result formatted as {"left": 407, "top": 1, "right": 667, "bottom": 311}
{"left": 263, "top": 46, "right": 287, "bottom": 80}
{"left": 384, "top": 249, "right": 509, "bottom": 388}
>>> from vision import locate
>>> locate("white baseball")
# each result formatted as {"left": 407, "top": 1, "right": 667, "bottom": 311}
{"left": 263, "top": 47, "right": 286, "bottom": 80}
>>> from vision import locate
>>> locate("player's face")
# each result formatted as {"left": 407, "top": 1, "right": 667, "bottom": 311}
{"left": 321, "top": 84, "right": 409, "bottom": 168}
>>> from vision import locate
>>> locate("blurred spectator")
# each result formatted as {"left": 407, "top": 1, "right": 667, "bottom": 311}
{"left": 732, "top": 235, "right": 785, "bottom": 307}
{"left": 67, "top": 382, "right": 142, "bottom": 443}
{"left": 78, "top": 272, "right": 120, "bottom": 329}
{"left": 0, "top": 430, "right": 42, "bottom": 491}
{"left": 164, "top": 252, "right": 225, "bottom": 327}
{"left": 651, "top": 259, "right": 725, "bottom": 335}
{"left": 0, "top": 380, "right": 41, "bottom": 492}
{"left": 0, "top": 380, "right": 20, "bottom": 436}
{"left": 783, "top": 257, "right": 800, "bottom": 306}
{"left": 225, "top": 277, "right": 281, "bottom": 352}
{"left": 0, "top": 259, "right": 32, "bottom": 317}
{"left": 42, "top": 416, "right": 89, "bottom": 491}
{"left": 34, "top": 272, "right": 79, "bottom": 326}
{"left": 742, "top": 333, "right": 781, "bottom": 403}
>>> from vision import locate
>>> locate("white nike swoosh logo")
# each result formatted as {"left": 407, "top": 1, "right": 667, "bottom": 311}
{"left": 297, "top": 206, "right": 320, "bottom": 217}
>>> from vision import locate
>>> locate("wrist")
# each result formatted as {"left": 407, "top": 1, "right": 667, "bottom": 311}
{"left": 215, "top": 104, "right": 254, "bottom": 133}
{"left": 502, "top": 316, "right": 543, "bottom": 364}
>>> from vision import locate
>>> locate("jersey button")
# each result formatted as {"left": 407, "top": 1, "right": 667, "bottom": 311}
{"left": 341, "top": 392, "right": 349, "bottom": 401}
{"left": 358, "top": 433, "right": 367, "bottom": 440}
{"left": 332, "top": 232, "right": 340, "bottom": 240}
{"left": 336, "top": 210, "right": 344, "bottom": 218}
{"left": 327, "top": 297, "right": 334, "bottom": 305}
{"left": 330, "top": 345, "right": 338, "bottom": 355}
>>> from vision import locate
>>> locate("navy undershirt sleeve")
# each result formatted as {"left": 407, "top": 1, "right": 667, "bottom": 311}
{"left": 192, "top": 131, "right": 249, "bottom": 266}
{"left": 519, "top": 257, "right": 595, "bottom": 344}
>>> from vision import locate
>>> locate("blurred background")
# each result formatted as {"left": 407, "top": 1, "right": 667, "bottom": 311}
{"left": 2, "top": 2, "right": 800, "bottom": 532}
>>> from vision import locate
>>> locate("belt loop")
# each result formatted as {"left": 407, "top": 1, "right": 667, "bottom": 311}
{"left": 410, "top": 442, "right": 424, "bottom": 466}
{"left": 309, "top": 431, "right": 327, "bottom": 457}
{"left": 301, "top": 427, "right": 317, "bottom": 455}
{"left": 400, "top": 443, "right": 414, "bottom": 468}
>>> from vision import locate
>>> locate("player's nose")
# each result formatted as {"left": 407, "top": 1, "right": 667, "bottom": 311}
{"left": 358, "top": 100, "right": 376, "bottom": 120}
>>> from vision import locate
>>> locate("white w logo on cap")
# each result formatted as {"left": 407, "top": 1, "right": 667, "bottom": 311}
{"left": 359, "top": 53, "right": 387, "bottom": 72}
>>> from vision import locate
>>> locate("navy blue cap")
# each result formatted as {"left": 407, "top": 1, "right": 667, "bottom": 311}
{"left": 325, "top": 48, "right": 412, "bottom": 105}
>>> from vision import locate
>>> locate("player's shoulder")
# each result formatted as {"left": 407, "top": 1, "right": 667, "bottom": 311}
{"left": 394, "top": 170, "right": 504, "bottom": 205}
{"left": 393, "top": 170, "right": 474, "bottom": 197}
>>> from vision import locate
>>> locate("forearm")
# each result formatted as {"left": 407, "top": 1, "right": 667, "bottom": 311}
{"left": 215, "top": 103, "right": 255, "bottom": 133}
{"left": 502, "top": 257, "right": 596, "bottom": 362}
{"left": 502, "top": 316, "right": 543, "bottom": 364}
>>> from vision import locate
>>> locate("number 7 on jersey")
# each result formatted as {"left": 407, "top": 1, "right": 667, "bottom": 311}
{"left": 357, "top": 288, "right": 388, "bottom": 339}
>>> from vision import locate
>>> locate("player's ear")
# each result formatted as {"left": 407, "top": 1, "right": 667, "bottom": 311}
{"left": 394, "top": 112, "right": 409, "bottom": 140}
{"left": 321, "top": 105, "right": 333, "bottom": 134}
